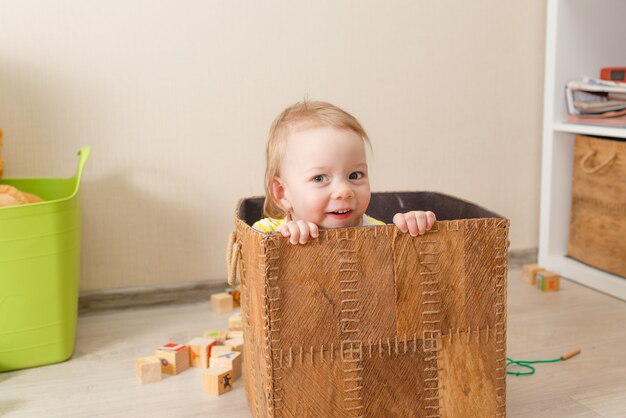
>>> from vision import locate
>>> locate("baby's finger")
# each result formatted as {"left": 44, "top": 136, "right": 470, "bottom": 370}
{"left": 277, "top": 224, "right": 290, "bottom": 237}
{"left": 308, "top": 222, "right": 319, "bottom": 239}
{"left": 416, "top": 213, "right": 427, "bottom": 235}
{"left": 393, "top": 213, "right": 409, "bottom": 233}
{"left": 426, "top": 211, "right": 436, "bottom": 230}
{"left": 287, "top": 222, "right": 300, "bottom": 245}
{"left": 296, "top": 220, "right": 310, "bottom": 244}
{"left": 405, "top": 213, "right": 419, "bottom": 237}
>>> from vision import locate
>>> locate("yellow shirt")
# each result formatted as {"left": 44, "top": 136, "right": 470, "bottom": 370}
{"left": 252, "top": 214, "right": 384, "bottom": 233}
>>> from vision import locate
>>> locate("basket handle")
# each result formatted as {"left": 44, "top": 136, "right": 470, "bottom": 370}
{"left": 580, "top": 150, "right": 617, "bottom": 174}
{"left": 76, "top": 146, "right": 91, "bottom": 176}
{"left": 226, "top": 231, "right": 242, "bottom": 286}
{"left": 69, "top": 146, "right": 91, "bottom": 198}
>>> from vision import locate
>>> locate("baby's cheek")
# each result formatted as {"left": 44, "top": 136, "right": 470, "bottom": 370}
{"left": 358, "top": 190, "right": 371, "bottom": 214}
{"left": 304, "top": 195, "right": 327, "bottom": 221}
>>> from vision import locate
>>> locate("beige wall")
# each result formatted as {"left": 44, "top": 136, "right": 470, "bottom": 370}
{"left": 0, "top": 1, "right": 546, "bottom": 291}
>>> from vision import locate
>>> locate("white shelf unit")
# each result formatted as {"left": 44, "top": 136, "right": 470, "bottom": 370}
{"left": 540, "top": 0, "right": 626, "bottom": 301}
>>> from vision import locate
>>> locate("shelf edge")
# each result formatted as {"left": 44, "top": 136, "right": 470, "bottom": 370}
{"left": 538, "top": 253, "right": 626, "bottom": 301}
{"left": 552, "top": 122, "right": 626, "bottom": 139}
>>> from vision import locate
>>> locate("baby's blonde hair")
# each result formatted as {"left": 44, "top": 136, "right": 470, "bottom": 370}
{"left": 263, "top": 100, "right": 370, "bottom": 219}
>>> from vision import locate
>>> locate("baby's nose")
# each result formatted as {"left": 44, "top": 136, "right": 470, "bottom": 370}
{"left": 332, "top": 183, "right": 355, "bottom": 199}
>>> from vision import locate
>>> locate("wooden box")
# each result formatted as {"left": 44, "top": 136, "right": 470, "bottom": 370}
{"left": 568, "top": 135, "right": 626, "bottom": 278}
{"left": 229, "top": 192, "right": 510, "bottom": 417}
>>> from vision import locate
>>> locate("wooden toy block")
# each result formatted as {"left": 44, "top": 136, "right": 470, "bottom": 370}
{"left": 203, "top": 330, "right": 227, "bottom": 344}
{"left": 225, "top": 286, "right": 241, "bottom": 307}
{"left": 228, "top": 312, "right": 243, "bottom": 331}
{"left": 210, "top": 346, "right": 233, "bottom": 358}
{"left": 203, "top": 367, "right": 234, "bottom": 396}
{"left": 536, "top": 271, "right": 560, "bottom": 292}
{"left": 210, "top": 351, "right": 242, "bottom": 380}
{"left": 187, "top": 337, "right": 217, "bottom": 368}
{"left": 135, "top": 356, "right": 162, "bottom": 384}
{"left": 522, "top": 263, "right": 545, "bottom": 285}
{"left": 155, "top": 343, "right": 190, "bottom": 375}
{"left": 227, "top": 330, "right": 243, "bottom": 339}
{"left": 224, "top": 337, "right": 244, "bottom": 353}
{"left": 211, "top": 292, "right": 233, "bottom": 313}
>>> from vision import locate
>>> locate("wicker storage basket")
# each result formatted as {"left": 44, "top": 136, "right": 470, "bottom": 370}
{"left": 568, "top": 135, "right": 626, "bottom": 278}
{"left": 228, "top": 191, "right": 509, "bottom": 417}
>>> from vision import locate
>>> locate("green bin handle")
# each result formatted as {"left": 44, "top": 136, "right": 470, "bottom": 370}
{"left": 71, "top": 146, "right": 91, "bottom": 198}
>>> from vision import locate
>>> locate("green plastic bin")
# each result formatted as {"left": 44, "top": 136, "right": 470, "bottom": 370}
{"left": 0, "top": 146, "right": 90, "bottom": 372}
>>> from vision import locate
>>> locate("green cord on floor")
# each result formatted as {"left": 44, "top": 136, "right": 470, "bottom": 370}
{"left": 506, "top": 348, "right": 581, "bottom": 376}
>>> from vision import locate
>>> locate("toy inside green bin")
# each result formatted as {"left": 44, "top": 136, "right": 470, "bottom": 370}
{"left": 0, "top": 146, "right": 90, "bottom": 372}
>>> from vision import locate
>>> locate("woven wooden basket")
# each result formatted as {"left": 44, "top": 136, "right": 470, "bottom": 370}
{"left": 228, "top": 192, "right": 509, "bottom": 417}
{"left": 568, "top": 135, "right": 626, "bottom": 278}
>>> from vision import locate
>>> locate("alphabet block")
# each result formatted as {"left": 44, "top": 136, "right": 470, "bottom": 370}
{"left": 227, "top": 330, "right": 243, "bottom": 339}
{"left": 522, "top": 264, "right": 545, "bottom": 285}
{"left": 225, "top": 286, "right": 241, "bottom": 307}
{"left": 229, "top": 311, "right": 243, "bottom": 331}
{"left": 224, "top": 337, "right": 244, "bottom": 353}
{"left": 210, "top": 346, "right": 233, "bottom": 358}
{"left": 203, "top": 367, "right": 234, "bottom": 396}
{"left": 210, "top": 351, "right": 242, "bottom": 380}
{"left": 155, "top": 343, "right": 190, "bottom": 375}
{"left": 187, "top": 337, "right": 217, "bottom": 368}
{"left": 536, "top": 271, "right": 560, "bottom": 292}
{"left": 211, "top": 293, "right": 233, "bottom": 313}
{"left": 204, "top": 330, "right": 227, "bottom": 344}
{"left": 135, "top": 356, "right": 162, "bottom": 384}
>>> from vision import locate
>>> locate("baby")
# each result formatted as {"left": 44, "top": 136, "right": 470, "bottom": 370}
{"left": 253, "top": 100, "right": 436, "bottom": 244}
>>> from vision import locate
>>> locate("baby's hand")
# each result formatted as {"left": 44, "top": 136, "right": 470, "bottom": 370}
{"left": 393, "top": 211, "right": 436, "bottom": 236}
{"left": 277, "top": 220, "right": 319, "bottom": 245}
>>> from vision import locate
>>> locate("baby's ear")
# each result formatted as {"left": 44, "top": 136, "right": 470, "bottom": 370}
{"left": 272, "top": 177, "right": 292, "bottom": 212}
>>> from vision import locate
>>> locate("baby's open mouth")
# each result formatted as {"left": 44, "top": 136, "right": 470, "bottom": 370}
{"left": 329, "top": 209, "right": 351, "bottom": 215}
{"left": 327, "top": 209, "right": 353, "bottom": 221}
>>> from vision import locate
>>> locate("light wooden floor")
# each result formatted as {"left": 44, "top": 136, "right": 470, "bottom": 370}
{"left": 1, "top": 268, "right": 625, "bottom": 417}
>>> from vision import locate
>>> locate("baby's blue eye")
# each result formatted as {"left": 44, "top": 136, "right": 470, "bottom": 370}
{"left": 349, "top": 171, "right": 363, "bottom": 180}
{"left": 313, "top": 174, "right": 329, "bottom": 183}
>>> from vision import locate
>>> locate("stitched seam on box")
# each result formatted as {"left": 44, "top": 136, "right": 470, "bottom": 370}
{"left": 263, "top": 236, "right": 283, "bottom": 417}
{"left": 338, "top": 229, "right": 364, "bottom": 417}
{"left": 494, "top": 222, "right": 509, "bottom": 416}
{"left": 420, "top": 237, "right": 442, "bottom": 418}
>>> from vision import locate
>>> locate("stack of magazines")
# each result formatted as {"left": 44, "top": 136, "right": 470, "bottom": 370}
{"left": 566, "top": 77, "right": 626, "bottom": 127}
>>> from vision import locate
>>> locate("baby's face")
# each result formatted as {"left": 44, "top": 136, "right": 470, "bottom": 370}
{"left": 274, "top": 125, "right": 371, "bottom": 229}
